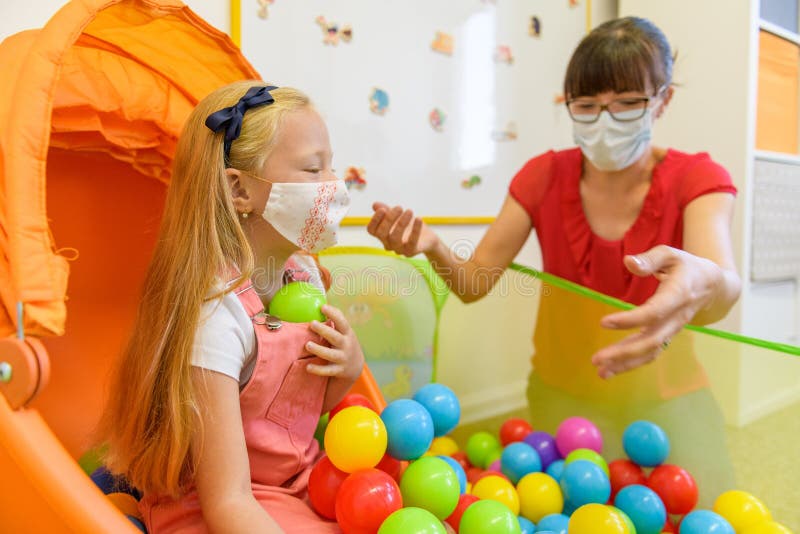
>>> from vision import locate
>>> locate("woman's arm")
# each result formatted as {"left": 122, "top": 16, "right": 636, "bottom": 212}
{"left": 367, "top": 195, "right": 533, "bottom": 303}
{"left": 591, "top": 193, "right": 741, "bottom": 378}
{"left": 192, "top": 368, "right": 285, "bottom": 534}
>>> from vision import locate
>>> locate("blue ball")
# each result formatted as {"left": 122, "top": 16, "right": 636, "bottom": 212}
{"left": 501, "top": 442, "right": 542, "bottom": 484}
{"left": 412, "top": 383, "right": 461, "bottom": 437}
{"left": 518, "top": 515, "right": 536, "bottom": 534}
{"left": 535, "top": 513, "right": 569, "bottom": 533}
{"left": 679, "top": 510, "right": 735, "bottom": 534}
{"left": 614, "top": 484, "right": 667, "bottom": 534}
{"left": 545, "top": 459, "right": 565, "bottom": 482}
{"left": 437, "top": 454, "right": 467, "bottom": 494}
{"left": 380, "top": 399, "right": 434, "bottom": 460}
{"left": 559, "top": 459, "right": 611, "bottom": 507}
{"left": 622, "top": 420, "right": 670, "bottom": 467}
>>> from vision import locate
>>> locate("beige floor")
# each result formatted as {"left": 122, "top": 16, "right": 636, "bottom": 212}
{"left": 449, "top": 400, "right": 800, "bottom": 531}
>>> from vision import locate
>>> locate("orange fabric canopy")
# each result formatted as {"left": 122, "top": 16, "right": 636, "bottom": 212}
{"left": 0, "top": 0, "right": 259, "bottom": 338}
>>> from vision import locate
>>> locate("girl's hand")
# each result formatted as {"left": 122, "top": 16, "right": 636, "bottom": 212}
{"left": 591, "top": 245, "right": 722, "bottom": 378}
{"left": 367, "top": 202, "right": 440, "bottom": 257}
{"left": 305, "top": 304, "right": 364, "bottom": 381}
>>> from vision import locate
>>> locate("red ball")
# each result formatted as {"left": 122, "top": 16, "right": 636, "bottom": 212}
{"left": 335, "top": 469, "right": 402, "bottom": 534}
{"left": 450, "top": 451, "right": 472, "bottom": 470}
{"left": 499, "top": 418, "right": 533, "bottom": 446}
{"left": 308, "top": 455, "right": 349, "bottom": 519}
{"left": 609, "top": 459, "right": 647, "bottom": 498}
{"left": 646, "top": 464, "right": 698, "bottom": 515}
{"left": 466, "top": 466, "right": 485, "bottom": 484}
{"left": 662, "top": 516, "right": 678, "bottom": 533}
{"left": 444, "top": 493, "right": 480, "bottom": 531}
{"left": 330, "top": 393, "right": 377, "bottom": 420}
{"left": 375, "top": 452, "right": 404, "bottom": 481}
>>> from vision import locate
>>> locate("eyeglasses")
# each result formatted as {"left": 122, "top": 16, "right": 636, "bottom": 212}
{"left": 566, "top": 87, "right": 665, "bottom": 124}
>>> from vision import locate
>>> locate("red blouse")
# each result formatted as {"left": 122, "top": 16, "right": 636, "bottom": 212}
{"left": 509, "top": 147, "right": 737, "bottom": 305}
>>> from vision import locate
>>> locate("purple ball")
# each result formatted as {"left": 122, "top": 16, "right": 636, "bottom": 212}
{"left": 523, "top": 430, "right": 560, "bottom": 469}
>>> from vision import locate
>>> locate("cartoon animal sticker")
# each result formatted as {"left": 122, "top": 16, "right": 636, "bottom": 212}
{"left": 461, "top": 175, "right": 482, "bottom": 189}
{"left": 315, "top": 16, "right": 352, "bottom": 45}
{"left": 494, "top": 45, "right": 514, "bottom": 64}
{"left": 431, "top": 31, "right": 454, "bottom": 55}
{"left": 369, "top": 87, "right": 389, "bottom": 115}
{"left": 429, "top": 108, "right": 446, "bottom": 131}
{"left": 344, "top": 166, "right": 367, "bottom": 190}
{"left": 529, "top": 16, "right": 542, "bottom": 37}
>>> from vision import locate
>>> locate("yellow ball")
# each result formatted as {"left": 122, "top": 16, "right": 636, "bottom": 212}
{"left": 568, "top": 504, "right": 630, "bottom": 534}
{"left": 324, "top": 405, "right": 387, "bottom": 473}
{"left": 713, "top": 490, "right": 772, "bottom": 531}
{"left": 741, "top": 521, "right": 793, "bottom": 534}
{"left": 471, "top": 474, "right": 520, "bottom": 516}
{"left": 429, "top": 436, "right": 459, "bottom": 456}
{"left": 516, "top": 472, "right": 564, "bottom": 523}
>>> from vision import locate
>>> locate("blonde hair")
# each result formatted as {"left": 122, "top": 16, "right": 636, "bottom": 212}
{"left": 98, "top": 81, "right": 311, "bottom": 496}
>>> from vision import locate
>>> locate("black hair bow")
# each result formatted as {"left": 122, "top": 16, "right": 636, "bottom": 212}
{"left": 205, "top": 85, "right": 278, "bottom": 159}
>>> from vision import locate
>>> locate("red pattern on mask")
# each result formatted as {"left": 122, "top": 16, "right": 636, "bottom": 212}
{"left": 298, "top": 182, "right": 336, "bottom": 251}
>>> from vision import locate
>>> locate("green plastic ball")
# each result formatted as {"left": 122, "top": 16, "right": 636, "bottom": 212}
{"left": 268, "top": 281, "right": 326, "bottom": 322}
{"left": 378, "top": 507, "right": 447, "bottom": 534}
{"left": 399, "top": 456, "right": 460, "bottom": 519}
{"left": 459, "top": 499, "right": 522, "bottom": 534}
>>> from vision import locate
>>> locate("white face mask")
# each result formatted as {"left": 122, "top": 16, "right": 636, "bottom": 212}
{"left": 573, "top": 108, "right": 653, "bottom": 171}
{"left": 262, "top": 180, "right": 350, "bottom": 253}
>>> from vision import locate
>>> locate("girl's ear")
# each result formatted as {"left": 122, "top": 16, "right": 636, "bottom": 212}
{"left": 654, "top": 85, "right": 674, "bottom": 119}
{"left": 225, "top": 168, "right": 253, "bottom": 216}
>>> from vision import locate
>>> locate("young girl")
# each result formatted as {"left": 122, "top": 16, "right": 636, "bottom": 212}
{"left": 368, "top": 17, "right": 740, "bottom": 506}
{"left": 99, "top": 81, "right": 361, "bottom": 533}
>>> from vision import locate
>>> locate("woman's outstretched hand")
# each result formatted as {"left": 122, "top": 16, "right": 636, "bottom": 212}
{"left": 367, "top": 202, "right": 439, "bottom": 257}
{"left": 591, "top": 245, "right": 723, "bottom": 379}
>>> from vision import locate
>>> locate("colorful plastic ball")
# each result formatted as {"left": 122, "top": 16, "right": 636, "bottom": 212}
{"left": 399, "top": 456, "right": 460, "bottom": 519}
{"left": 325, "top": 406, "right": 387, "bottom": 473}
{"left": 646, "top": 464, "right": 698, "bottom": 515}
{"left": 537, "top": 512, "right": 570, "bottom": 534}
{"left": 444, "top": 493, "right": 480, "bottom": 532}
{"left": 413, "top": 383, "right": 461, "bottom": 437}
{"left": 437, "top": 455, "right": 468, "bottom": 493}
{"left": 429, "top": 436, "right": 460, "bottom": 456}
{"left": 713, "top": 490, "right": 772, "bottom": 531}
{"left": 546, "top": 459, "right": 566, "bottom": 482}
{"left": 615, "top": 508, "right": 636, "bottom": 534}
{"left": 465, "top": 431, "right": 502, "bottom": 469}
{"left": 375, "top": 452, "right": 405, "bottom": 481}
{"left": 451, "top": 450, "right": 471, "bottom": 470}
{"left": 556, "top": 417, "right": 603, "bottom": 457}
{"left": 330, "top": 393, "right": 377, "bottom": 420}
{"left": 622, "top": 421, "right": 670, "bottom": 468}
{"left": 378, "top": 507, "right": 447, "bottom": 534}
{"left": 614, "top": 484, "right": 666, "bottom": 534}
{"left": 501, "top": 442, "right": 543, "bottom": 484}
{"left": 489, "top": 459, "right": 503, "bottom": 473}
{"left": 679, "top": 510, "right": 734, "bottom": 534}
{"left": 568, "top": 503, "right": 629, "bottom": 534}
{"left": 459, "top": 499, "right": 522, "bottom": 534}
{"left": 609, "top": 459, "right": 647, "bottom": 498}
{"left": 564, "top": 448, "right": 609, "bottom": 477}
{"left": 335, "top": 468, "right": 403, "bottom": 533}
{"left": 308, "top": 455, "right": 349, "bottom": 519}
{"left": 518, "top": 516, "right": 536, "bottom": 534}
{"left": 560, "top": 459, "right": 611, "bottom": 507}
{"left": 381, "top": 399, "right": 435, "bottom": 460}
{"left": 523, "top": 431, "right": 561, "bottom": 470}
{"left": 471, "top": 474, "right": 521, "bottom": 516}
{"left": 314, "top": 412, "right": 329, "bottom": 448}
{"left": 517, "top": 472, "right": 564, "bottom": 523}
{"left": 741, "top": 521, "right": 793, "bottom": 534}
{"left": 268, "top": 281, "right": 326, "bottom": 322}
{"left": 500, "top": 418, "right": 534, "bottom": 446}
{"left": 466, "top": 466, "right": 485, "bottom": 484}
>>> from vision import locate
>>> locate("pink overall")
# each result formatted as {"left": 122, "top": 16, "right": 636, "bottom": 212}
{"left": 139, "top": 280, "right": 341, "bottom": 533}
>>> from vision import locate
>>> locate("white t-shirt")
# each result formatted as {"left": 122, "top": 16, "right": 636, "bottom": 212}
{"left": 191, "top": 255, "right": 324, "bottom": 386}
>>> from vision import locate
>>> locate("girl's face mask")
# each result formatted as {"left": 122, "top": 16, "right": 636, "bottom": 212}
{"left": 573, "top": 107, "right": 654, "bottom": 171}
{"left": 260, "top": 179, "right": 350, "bottom": 253}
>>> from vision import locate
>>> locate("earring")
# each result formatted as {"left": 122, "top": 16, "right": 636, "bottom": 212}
{"left": 241, "top": 211, "right": 250, "bottom": 219}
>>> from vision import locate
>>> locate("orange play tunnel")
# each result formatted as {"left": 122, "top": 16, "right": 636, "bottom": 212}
{"left": 0, "top": 1, "right": 384, "bottom": 531}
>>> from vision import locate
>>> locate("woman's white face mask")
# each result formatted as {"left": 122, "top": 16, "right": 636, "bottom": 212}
{"left": 261, "top": 180, "right": 350, "bottom": 253}
{"left": 573, "top": 107, "right": 654, "bottom": 171}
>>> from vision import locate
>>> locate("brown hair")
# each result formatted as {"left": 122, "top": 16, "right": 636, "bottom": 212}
{"left": 564, "top": 17, "right": 673, "bottom": 99}
{"left": 98, "top": 81, "right": 311, "bottom": 497}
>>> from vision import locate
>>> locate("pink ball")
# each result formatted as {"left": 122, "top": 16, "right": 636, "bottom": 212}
{"left": 488, "top": 459, "right": 502, "bottom": 472}
{"left": 555, "top": 416, "right": 603, "bottom": 457}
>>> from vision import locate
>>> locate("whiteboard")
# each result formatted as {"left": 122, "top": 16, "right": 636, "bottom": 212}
{"left": 241, "top": 0, "right": 587, "bottom": 218}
